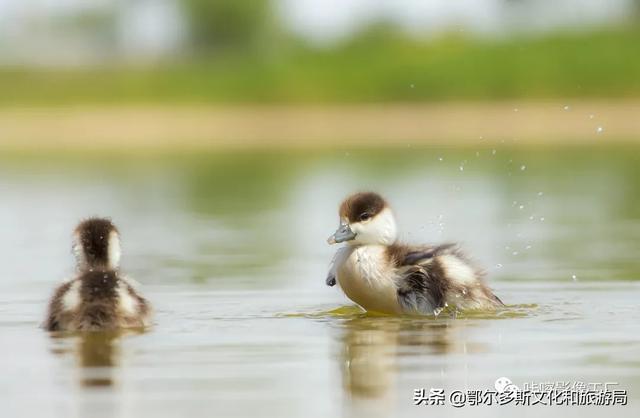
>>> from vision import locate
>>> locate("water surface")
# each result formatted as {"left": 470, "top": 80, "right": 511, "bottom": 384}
{"left": 1, "top": 146, "right": 639, "bottom": 417}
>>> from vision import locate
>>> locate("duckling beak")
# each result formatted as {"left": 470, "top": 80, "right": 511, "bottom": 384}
{"left": 327, "top": 223, "right": 356, "bottom": 244}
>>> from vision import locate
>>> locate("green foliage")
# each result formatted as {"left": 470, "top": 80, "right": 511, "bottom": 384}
{"left": 0, "top": 28, "right": 639, "bottom": 104}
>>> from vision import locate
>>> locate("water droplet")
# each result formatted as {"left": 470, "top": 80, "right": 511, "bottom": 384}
{"left": 596, "top": 126, "right": 604, "bottom": 134}
{"left": 492, "top": 149, "right": 496, "bottom": 155}
{"left": 525, "top": 245, "right": 532, "bottom": 250}
{"left": 519, "top": 205, "right": 524, "bottom": 210}
{"left": 529, "top": 215, "right": 534, "bottom": 220}
{"left": 572, "top": 274, "right": 577, "bottom": 281}
{"left": 540, "top": 217, "right": 545, "bottom": 222}
{"left": 563, "top": 105, "right": 570, "bottom": 111}
{"left": 589, "top": 114, "right": 595, "bottom": 119}
{"left": 520, "top": 165, "right": 526, "bottom": 171}
{"left": 438, "top": 157, "right": 443, "bottom": 161}
{"left": 410, "top": 83, "right": 415, "bottom": 89}
{"left": 459, "top": 165, "right": 464, "bottom": 171}
{"left": 537, "top": 191, "right": 544, "bottom": 196}
{"left": 476, "top": 151, "right": 480, "bottom": 157}
{"left": 496, "top": 263, "right": 503, "bottom": 268}
{"left": 513, "top": 108, "right": 519, "bottom": 112}
{"left": 479, "top": 136, "right": 484, "bottom": 141}
{"left": 512, "top": 251, "right": 519, "bottom": 256}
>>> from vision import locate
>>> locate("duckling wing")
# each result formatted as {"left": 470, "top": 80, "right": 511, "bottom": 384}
{"left": 393, "top": 243, "right": 502, "bottom": 313}
{"left": 396, "top": 265, "right": 446, "bottom": 314}
{"left": 326, "top": 272, "right": 336, "bottom": 287}
{"left": 326, "top": 247, "right": 350, "bottom": 287}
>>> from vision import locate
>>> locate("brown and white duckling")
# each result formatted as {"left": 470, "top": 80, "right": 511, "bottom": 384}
{"left": 45, "top": 218, "right": 152, "bottom": 331}
{"left": 326, "top": 192, "right": 502, "bottom": 315}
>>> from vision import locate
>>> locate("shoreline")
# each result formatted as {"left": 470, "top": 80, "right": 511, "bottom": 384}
{"left": 1, "top": 100, "right": 639, "bottom": 151}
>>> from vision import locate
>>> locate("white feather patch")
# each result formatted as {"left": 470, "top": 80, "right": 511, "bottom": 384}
{"left": 116, "top": 283, "right": 138, "bottom": 316}
{"left": 108, "top": 231, "right": 121, "bottom": 268}
{"left": 351, "top": 207, "right": 398, "bottom": 245}
{"left": 439, "top": 254, "right": 477, "bottom": 285}
{"left": 72, "top": 232, "right": 87, "bottom": 269}
{"left": 62, "top": 280, "right": 81, "bottom": 311}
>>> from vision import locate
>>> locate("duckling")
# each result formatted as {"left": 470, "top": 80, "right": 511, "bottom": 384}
{"left": 326, "top": 192, "right": 502, "bottom": 315}
{"left": 45, "top": 218, "right": 152, "bottom": 331}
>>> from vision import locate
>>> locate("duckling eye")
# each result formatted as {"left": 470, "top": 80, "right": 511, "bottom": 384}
{"left": 359, "top": 213, "right": 371, "bottom": 222}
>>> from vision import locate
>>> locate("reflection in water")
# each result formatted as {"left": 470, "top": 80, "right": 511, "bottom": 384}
{"left": 50, "top": 330, "right": 143, "bottom": 388}
{"left": 76, "top": 332, "right": 121, "bottom": 387}
{"left": 340, "top": 317, "right": 453, "bottom": 399}
{"left": 338, "top": 315, "right": 486, "bottom": 417}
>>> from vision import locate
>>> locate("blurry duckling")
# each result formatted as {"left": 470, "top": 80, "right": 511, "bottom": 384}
{"left": 45, "top": 218, "right": 152, "bottom": 331}
{"left": 326, "top": 192, "right": 502, "bottom": 315}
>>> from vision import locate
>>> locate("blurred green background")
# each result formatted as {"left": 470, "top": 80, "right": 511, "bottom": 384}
{"left": 1, "top": 0, "right": 639, "bottom": 105}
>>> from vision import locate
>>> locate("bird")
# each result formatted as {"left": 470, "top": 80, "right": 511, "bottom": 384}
{"left": 45, "top": 218, "right": 152, "bottom": 331}
{"left": 326, "top": 192, "right": 502, "bottom": 315}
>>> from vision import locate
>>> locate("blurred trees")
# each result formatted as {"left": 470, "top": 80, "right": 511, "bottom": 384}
{"left": 180, "top": 0, "right": 280, "bottom": 54}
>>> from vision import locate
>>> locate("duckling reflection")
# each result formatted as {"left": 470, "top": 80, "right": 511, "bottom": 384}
{"left": 340, "top": 317, "right": 452, "bottom": 399}
{"left": 76, "top": 331, "right": 121, "bottom": 387}
{"left": 49, "top": 330, "right": 141, "bottom": 388}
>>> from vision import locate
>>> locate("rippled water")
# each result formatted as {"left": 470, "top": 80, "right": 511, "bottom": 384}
{"left": 1, "top": 146, "right": 639, "bottom": 417}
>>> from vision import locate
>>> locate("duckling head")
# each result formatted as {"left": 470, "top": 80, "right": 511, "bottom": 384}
{"left": 73, "top": 218, "right": 121, "bottom": 271}
{"left": 328, "top": 192, "right": 397, "bottom": 246}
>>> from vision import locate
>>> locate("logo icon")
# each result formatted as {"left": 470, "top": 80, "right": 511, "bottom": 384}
{"left": 495, "top": 377, "right": 520, "bottom": 393}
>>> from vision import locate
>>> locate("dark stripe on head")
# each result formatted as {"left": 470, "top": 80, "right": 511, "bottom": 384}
{"left": 339, "top": 192, "right": 387, "bottom": 223}
{"left": 75, "top": 218, "right": 118, "bottom": 268}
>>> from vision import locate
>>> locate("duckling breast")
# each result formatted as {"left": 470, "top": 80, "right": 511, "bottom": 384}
{"left": 336, "top": 245, "right": 402, "bottom": 314}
